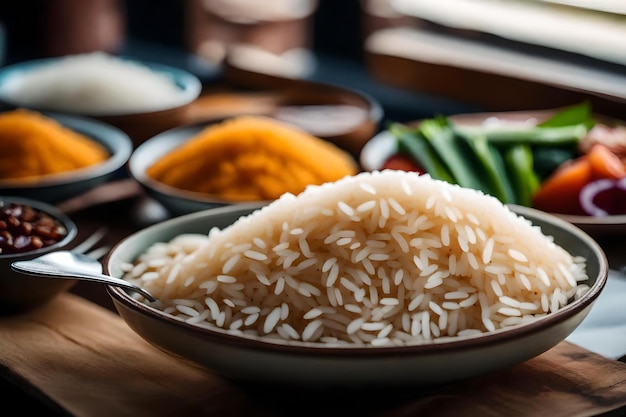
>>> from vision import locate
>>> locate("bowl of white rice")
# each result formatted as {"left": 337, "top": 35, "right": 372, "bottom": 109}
{"left": 104, "top": 171, "right": 608, "bottom": 387}
{"left": 0, "top": 52, "right": 202, "bottom": 146}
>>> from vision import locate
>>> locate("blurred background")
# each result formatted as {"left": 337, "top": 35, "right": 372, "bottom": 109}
{"left": 0, "top": 0, "right": 624, "bottom": 123}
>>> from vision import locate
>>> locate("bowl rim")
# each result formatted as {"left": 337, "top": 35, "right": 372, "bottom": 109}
{"left": 0, "top": 196, "right": 78, "bottom": 259}
{"left": 554, "top": 213, "right": 626, "bottom": 226}
{"left": 105, "top": 203, "right": 608, "bottom": 357}
{"left": 271, "top": 82, "right": 385, "bottom": 137}
{"left": 0, "top": 55, "right": 203, "bottom": 116}
{"left": 0, "top": 111, "right": 133, "bottom": 189}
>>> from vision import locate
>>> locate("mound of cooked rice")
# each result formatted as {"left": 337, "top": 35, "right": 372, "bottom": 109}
{"left": 122, "top": 170, "right": 590, "bottom": 346}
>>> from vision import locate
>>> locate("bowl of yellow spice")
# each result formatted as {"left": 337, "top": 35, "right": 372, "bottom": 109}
{"left": 0, "top": 109, "right": 133, "bottom": 204}
{"left": 128, "top": 115, "right": 360, "bottom": 216}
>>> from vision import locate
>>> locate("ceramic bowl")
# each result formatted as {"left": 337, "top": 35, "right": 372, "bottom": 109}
{"left": 104, "top": 203, "right": 608, "bottom": 388}
{"left": 0, "top": 112, "right": 133, "bottom": 205}
{"left": 269, "top": 82, "right": 384, "bottom": 158}
{"left": 198, "top": 78, "right": 384, "bottom": 158}
{"left": 128, "top": 115, "right": 360, "bottom": 217}
{"left": 0, "top": 55, "right": 202, "bottom": 147}
{"left": 0, "top": 196, "right": 78, "bottom": 314}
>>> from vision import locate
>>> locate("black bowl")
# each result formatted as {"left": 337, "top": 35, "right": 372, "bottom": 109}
{"left": 0, "top": 196, "right": 79, "bottom": 314}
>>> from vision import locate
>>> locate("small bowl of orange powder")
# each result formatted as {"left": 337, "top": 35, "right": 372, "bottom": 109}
{"left": 128, "top": 115, "right": 360, "bottom": 216}
{"left": 0, "top": 108, "right": 133, "bottom": 204}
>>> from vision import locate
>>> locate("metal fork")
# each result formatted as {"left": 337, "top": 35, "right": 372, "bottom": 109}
{"left": 71, "top": 227, "right": 110, "bottom": 261}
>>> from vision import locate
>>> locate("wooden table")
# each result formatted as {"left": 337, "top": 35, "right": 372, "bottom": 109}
{"left": 1, "top": 182, "right": 626, "bottom": 417}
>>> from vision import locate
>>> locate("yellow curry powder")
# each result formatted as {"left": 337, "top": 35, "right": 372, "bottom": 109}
{"left": 0, "top": 109, "right": 109, "bottom": 181}
{"left": 146, "top": 115, "right": 359, "bottom": 201}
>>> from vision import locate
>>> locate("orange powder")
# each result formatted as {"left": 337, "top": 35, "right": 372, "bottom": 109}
{"left": 146, "top": 115, "right": 359, "bottom": 201}
{"left": 0, "top": 109, "right": 109, "bottom": 181}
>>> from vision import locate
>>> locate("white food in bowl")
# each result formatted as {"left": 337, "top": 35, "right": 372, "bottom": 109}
{"left": 1, "top": 52, "right": 199, "bottom": 115}
{"left": 121, "top": 170, "right": 591, "bottom": 347}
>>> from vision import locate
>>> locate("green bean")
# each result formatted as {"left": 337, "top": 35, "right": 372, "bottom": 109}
{"left": 419, "top": 117, "right": 489, "bottom": 193}
{"left": 461, "top": 133, "right": 516, "bottom": 203}
{"left": 503, "top": 144, "right": 541, "bottom": 207}
{"left": 390, "top": 123, "right": 455, "bottom": 183}
{"left": 457, "top": 124, "right": 588, "bottom": 146}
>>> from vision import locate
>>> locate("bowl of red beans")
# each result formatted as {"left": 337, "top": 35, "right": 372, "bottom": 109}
{"left": 0, "top": 196, "right": 78, "bottom": 314}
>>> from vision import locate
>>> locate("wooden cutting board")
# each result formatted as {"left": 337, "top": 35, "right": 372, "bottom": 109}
{"left": 0, "top": 293, "right": 625, "bottom": 417}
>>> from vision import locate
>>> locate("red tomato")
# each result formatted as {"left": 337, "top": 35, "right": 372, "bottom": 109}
{"left": 381, "top": 154, "right": 424, "bottom": 173}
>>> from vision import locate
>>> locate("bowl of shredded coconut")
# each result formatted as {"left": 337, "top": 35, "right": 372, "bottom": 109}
{"left": 0, "top": 52, "right": 202, "bottom": 146}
